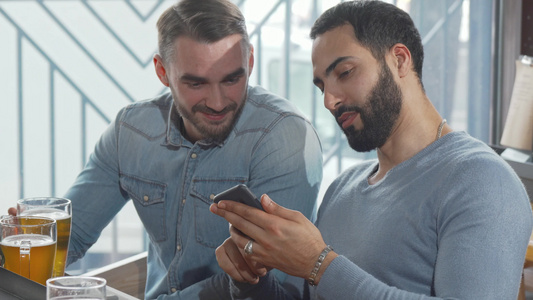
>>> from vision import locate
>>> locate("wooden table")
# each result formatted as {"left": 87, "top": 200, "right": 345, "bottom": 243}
{"left": 82, "top": 251, "right": 147, "bottom": 299}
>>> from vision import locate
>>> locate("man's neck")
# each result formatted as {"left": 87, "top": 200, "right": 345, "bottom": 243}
{"left": 369, "top": 104, "right": 449, "bottom": 185}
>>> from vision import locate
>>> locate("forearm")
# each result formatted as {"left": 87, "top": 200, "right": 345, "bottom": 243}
{"left": 317, "top": 256, "right": 449, "bottom": 300}
{"left": 316, "top": 196, "right": 531, "bottom": 299}
{"left": 65, "top": 153, "right": 129, "bottom": 264}
{"left": 65, "top": 118, "right": 128, "bottom": 264}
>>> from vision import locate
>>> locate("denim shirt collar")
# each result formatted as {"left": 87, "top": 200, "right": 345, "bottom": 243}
{"left": 164, "top": 96, "right": 225, "bottom": 149}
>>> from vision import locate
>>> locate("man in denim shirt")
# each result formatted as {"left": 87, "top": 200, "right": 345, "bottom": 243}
{"left": 63, "top": 0, "right": 323, "bottom": 299}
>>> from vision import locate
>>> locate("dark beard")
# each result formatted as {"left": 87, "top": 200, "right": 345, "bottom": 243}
{"left": 335, "top": 64, "right": 402, "bottom": 152}
{"left": 177, "top": 97, "right": 246, "bottom": 144}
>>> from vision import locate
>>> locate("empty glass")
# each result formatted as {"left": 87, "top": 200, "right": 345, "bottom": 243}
{"left": 46, "top": 276, "right": 106, "bottom": 300}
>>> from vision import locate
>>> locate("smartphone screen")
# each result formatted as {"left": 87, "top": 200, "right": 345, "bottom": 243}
{"left": 213, "top": 184, "right": 264, "bottom": 211}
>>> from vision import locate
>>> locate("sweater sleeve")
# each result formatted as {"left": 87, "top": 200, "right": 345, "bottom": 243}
{"left": 316, "top": 153, "right": 533, "bottom": 300}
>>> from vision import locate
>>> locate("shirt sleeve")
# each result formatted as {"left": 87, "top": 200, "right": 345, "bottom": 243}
{"left": 151, "top": 273, "right": 298, "bottom": 300}
{"left": 65, "top": 108, "right": 130, "bottom": 264}
{"left": 247, "top": 114, "right": 323, "bottom": 222}
{"left": 229, "top": 273, "right": 302, "bottom": 300}
{"left": 150, "top": 273, "right": 232, "bottom": 299}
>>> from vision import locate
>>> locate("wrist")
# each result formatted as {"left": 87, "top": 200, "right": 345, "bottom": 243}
{"left": 307, "top": 245, "right": 336, "bottom": 286}
{"left": 313, "top": 250, "right": 337, "bottom": 285}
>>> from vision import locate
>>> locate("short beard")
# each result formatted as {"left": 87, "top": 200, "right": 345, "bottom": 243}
{"left": 336, "top": 63, "right": 402, "bottom": 152}
{"left": 177, "top": 97, "right": 246, "bottom": 144}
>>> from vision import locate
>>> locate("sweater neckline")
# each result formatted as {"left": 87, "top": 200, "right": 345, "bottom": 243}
{"left": 362, "top": 131, "right": 464, "bottom": 190}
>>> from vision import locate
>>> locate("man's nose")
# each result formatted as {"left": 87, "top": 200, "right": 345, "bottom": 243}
{"left": 205, "top": 85, "right": 226, "bottom": 111}
{"left": 323, "top": 87, "right": 343, "bottom": 112}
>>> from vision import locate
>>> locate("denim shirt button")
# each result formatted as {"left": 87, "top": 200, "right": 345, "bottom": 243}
{"left": 143, "top": 195, "right": 149, "bottom": 202}
{"left": 182, "top": 199, "right": 186, "bottom": 205}
{"left": 177, "top": 244, "right": 182, "bottom": 251}
{"left": 171, "top": 288, "right": 177, "bottom": 293}
{"left": 209, "top": 194, "right": 215, "bottom": 200}
{"left": 191, "top": 153, "right": 197, "bottom": 159}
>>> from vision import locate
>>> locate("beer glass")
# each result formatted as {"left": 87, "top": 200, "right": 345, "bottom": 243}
{"left": 0, "top": 215, "right": 57, "bottom": 285}
{"left": 46, "top": 276, "right": 106, "bottom": 300}
{"left": 18, "top": 197, "right": 72, "bottom": 277}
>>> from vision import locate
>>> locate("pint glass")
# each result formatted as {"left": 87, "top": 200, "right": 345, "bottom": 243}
{"left": 47, "top": 276, "right": 106, "bottom": 300}
{"left": 0, "top": 215, "right": 57, "bottom": 285}
{"left": 17, "top": 197, "right": 72, "bottom": 278}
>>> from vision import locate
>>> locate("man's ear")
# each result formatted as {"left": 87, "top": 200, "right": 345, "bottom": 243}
{"left": 153, "top": 54, "right": 170, "bottom": 87}
{"left": 248, "top": 44, "right": 254, "bottom": 76}
{"left": 391, "top": 43, "right": 412, "bottom": 78}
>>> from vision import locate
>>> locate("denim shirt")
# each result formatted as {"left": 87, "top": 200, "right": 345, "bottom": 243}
{"left": 65, "top": 85, "right": 323, "bottom": 299}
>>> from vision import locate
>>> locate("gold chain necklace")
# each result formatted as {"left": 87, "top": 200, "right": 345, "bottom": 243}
{"left": 435, "top": 119, "right": 447, "bottom": 141}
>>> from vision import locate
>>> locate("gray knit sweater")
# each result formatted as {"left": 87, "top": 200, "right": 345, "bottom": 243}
{"left": 230, "top": 131, "right": 533, "bottom": 300}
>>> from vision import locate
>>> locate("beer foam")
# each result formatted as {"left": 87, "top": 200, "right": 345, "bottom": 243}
{"left": 1, "top": 234, "right": 55, "bottom": 247}
{"left": 20, "top": 208, "right": 70, "bottom": 220}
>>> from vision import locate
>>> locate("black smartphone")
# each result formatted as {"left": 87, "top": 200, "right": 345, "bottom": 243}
{"left": 213, "top": 184, "right": 264, "bottom": 211}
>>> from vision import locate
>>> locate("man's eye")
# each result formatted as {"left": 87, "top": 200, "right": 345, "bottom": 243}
{"left": 225, "top": 76, "right": 241, "bottom": 85}
{"left": 338, "top": 69, "right": 352, "bottom": 79}
{"left": 188, "top": 82, "right": 203, "bottom": 88}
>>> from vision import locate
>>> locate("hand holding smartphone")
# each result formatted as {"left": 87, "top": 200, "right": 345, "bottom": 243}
{"left": 213, "top": 184, "right": 264, "bottom": 211}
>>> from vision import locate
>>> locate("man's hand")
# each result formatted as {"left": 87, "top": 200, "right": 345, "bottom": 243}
{"left": 215, "top": 227, "right": 268, "bottom": 284}
{"left": 210, "top": 194, "right": 336, "bottom": 283}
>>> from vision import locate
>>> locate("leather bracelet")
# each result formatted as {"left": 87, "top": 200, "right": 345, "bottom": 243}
{"left": 308, "top": 245, "right": 333, "bottom": 286}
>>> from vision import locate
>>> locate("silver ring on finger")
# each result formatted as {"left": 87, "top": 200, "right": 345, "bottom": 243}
{"left": 244, "top": 239, "right": 254, "bottom": 255}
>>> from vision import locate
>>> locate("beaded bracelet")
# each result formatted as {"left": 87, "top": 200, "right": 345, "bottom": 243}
{"left": 308, "top": 245, "right": 333, "bottom": 286}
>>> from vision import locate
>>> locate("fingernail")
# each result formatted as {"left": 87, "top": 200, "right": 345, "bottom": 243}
{"left": 263, "top": 194, "right": 272, "bottom": 206}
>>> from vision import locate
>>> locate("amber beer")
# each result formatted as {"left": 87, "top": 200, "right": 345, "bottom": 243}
{"left": 20, "top": 209, "right": 71, "bottom": 278}
{"left": 18, "top": 197, "right": 72, "bottom": 278}
{"left": 0, "top": 234, "right": 56, "bottom": 285}
{"left": 0, "top": 216, "right": 57, "bottom": 286}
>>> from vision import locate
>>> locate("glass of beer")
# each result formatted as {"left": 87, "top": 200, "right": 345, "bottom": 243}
{"left": 17, "top": 197, "right": 72, "bottom": 278}
{"left": 0, "top": 215, "right": 57, "bottom": 285}
{"left": 46, "top": 276, "right": 106, "bottom": 300}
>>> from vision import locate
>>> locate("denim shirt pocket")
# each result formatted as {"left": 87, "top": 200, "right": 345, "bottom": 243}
{"left": 190, "top": 179, "right": 247, "bottom": 248}
{"left": 120, "top": 174, "right": 167, "bottom": 242}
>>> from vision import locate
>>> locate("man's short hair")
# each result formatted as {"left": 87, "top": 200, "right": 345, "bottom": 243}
{"left": 310, "top": 0, "right": 424, "bottom": 85}
{"left": 157, "top": 0, "right": 250, "bottom": 63}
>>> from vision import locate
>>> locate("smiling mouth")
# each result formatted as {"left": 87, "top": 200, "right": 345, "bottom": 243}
{"left": 201, "top": 112, "right": 229, "bottom": 122}
{"left": 337, "top": 112, "right": 359, "bottom": 129}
